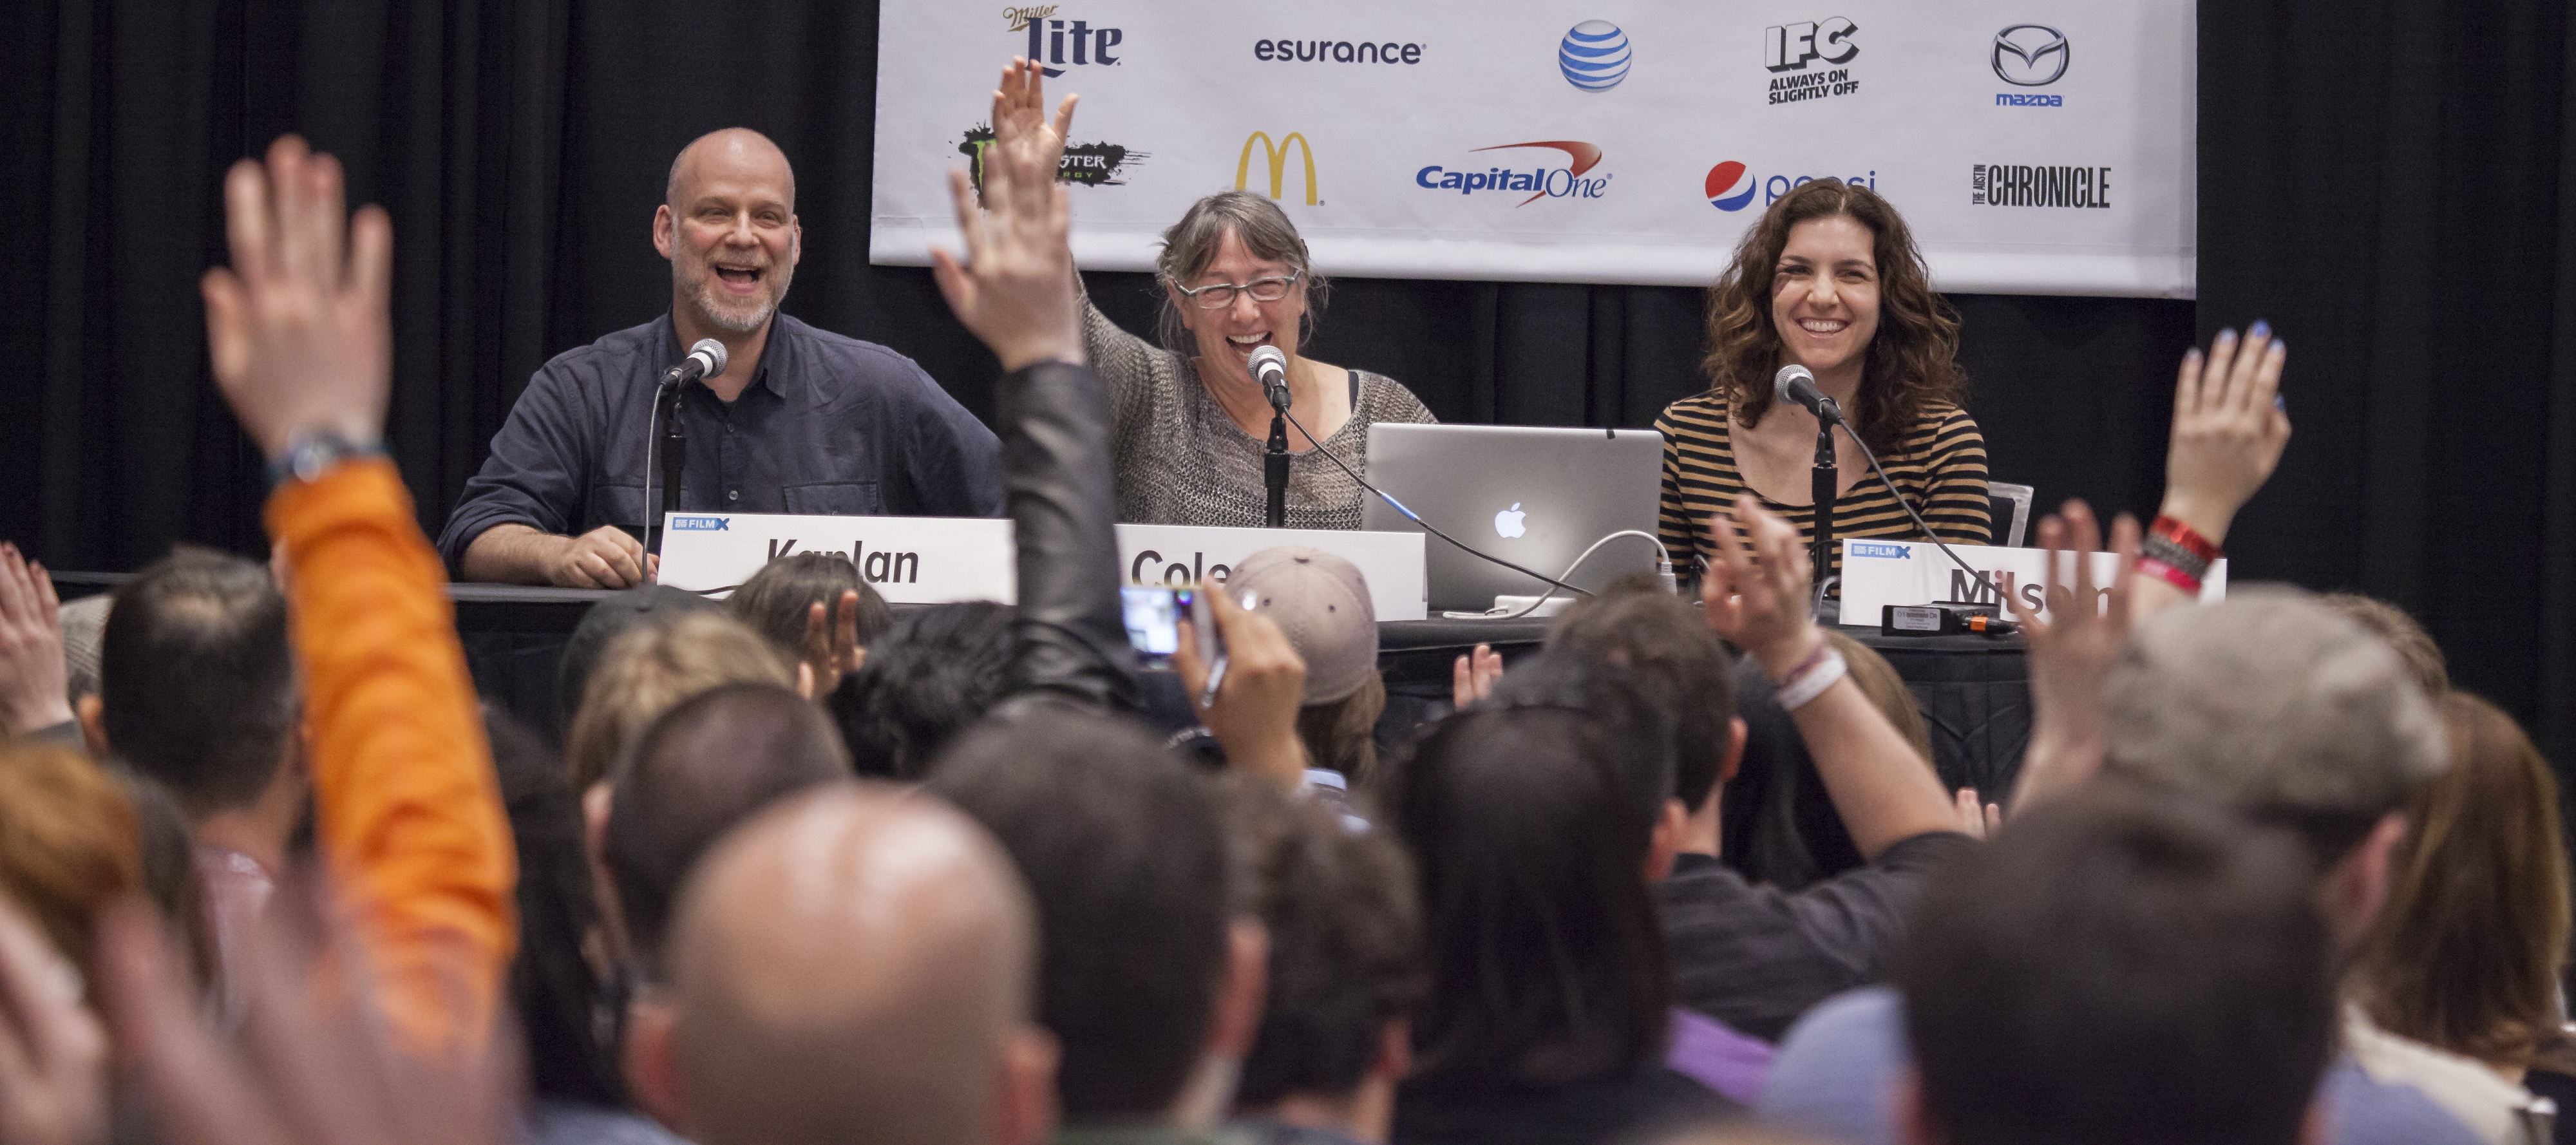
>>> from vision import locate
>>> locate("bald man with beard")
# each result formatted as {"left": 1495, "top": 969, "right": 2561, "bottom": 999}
{"left": 650, "top": 782, "right": 1059, "bottom": 1145}
{"left": 442, "top": 126, "right": 1003, "bottom": 587}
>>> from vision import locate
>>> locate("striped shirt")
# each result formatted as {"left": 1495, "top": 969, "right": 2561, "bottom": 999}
{"left": 1655, "top": 393, "right": 1991, "bottom": 588}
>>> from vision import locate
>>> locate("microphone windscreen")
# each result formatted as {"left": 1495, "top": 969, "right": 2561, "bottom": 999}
{"left": 691, "top": 337, "right": 729, "bottom": 375}
{"left": 1772, "top": 363, "right": 1815, "bottom": 404}
{"left": 1247, "top": 345, "right": 1288, "bottom": 380}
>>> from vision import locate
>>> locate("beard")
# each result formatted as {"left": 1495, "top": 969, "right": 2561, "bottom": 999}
{"left": 679, "top": 260, "right": 793, "bottom": 334}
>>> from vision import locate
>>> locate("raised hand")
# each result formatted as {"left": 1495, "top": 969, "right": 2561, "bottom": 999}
{"left": 1700, "top": 498, "right": 1823, "bottom": 679}
{"left": 200, "top": 135, "right": 392, "bottom": 459}
{"left": 2161, "top": 323, "right": 2290, "bottom": 546}
{"left": 932, "top": 61, "right": 1083, "bottom": 372}
{"left": 2005, "top": 500, "right": 2141, "bottom": 810}
{"left": 1175, "top": 587, "right": 1309, "bottom": 786}
{"left": 1450, "top": 643, "right": 1503, "bottom": 710}
{"left": 800, "top": 588, "right": 867, "bottom": 699}
{"left": 0, "top": 543, "right": 73, "bottom": 737}
{"left": 991, "top": 58, "right": 1076, "bottom": 180}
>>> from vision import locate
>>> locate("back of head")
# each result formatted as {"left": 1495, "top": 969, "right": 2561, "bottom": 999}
{"left": 1902, "top": 784, "right": 2334, "bottom": 1145}
{"left": 1825, "top": 631, "right": 1932, "bottom": 766}
{"left": 833, "top": 601, "right": 1016, "bottom": 779}
{"left": 2356, "top": 691, "right": 2570, "bottom": 1068}
{"left": 1547, "top": 574, "right": 1737, "bottom": 813}
{"left": 726, "top": 553, "right": 894, "bottom": 663}
{"left": 928, "top": 708, "right": 1230, "bottom": 1121}
{"left": 1232, "top": 547, "right": 1385, "bottom": 782}
{"left": 2103, "top": 587, "right": 2446, "bottom": 862}
{"left": 1221, "top": 781, "right": 1424, "bottom": 1109}
{"left": 605, "top": 683, "right": 851, "bottom": 978}
{"left": 2317, "top": 592, "right": 2450, "bottom": 696}
{"left": 99, "top": 550, "right": 293, "bottom": 814}
{"left": 672, "top": 783, "right": 1036, "bottom": 1145}
{"left": 558, "top": 585, "right": 723, "bottom": 730}
{"left": 488, "top": 708, "right": 621, "bottom": 1105}
{"left": 1390, "top": 685, "right": 1672, "bottom": 1092}
{"left": 0, "top": 746, "right": 142, "bottom": 966}
{"left": 565, "top": 611, "right": 790, "bottom": 790}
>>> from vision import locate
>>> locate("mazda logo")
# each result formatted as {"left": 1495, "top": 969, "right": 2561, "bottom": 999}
{"left": 1992, "top": 24, "right": 2068, "bottom": 86}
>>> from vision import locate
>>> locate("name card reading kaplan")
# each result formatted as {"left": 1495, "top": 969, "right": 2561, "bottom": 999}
{"left": 656, "top": 513, "right": 1016, "bottom": 603}
{"left": 1839, "top": 538, "right": 2226, "bottom": 623}
{"left": 1116, "top": 525, "right": 1429, "bottom": 622}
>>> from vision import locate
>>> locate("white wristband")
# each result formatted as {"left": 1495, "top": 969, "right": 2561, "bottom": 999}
{"left": 1775, "top": 648, "right": 1849, "bottom": 712}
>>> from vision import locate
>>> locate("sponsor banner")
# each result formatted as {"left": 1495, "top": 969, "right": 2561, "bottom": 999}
{"left": 1839, "top": 538, "right": 2225, "bottom": 625}
{"left": 872, "top": 2, "right": 2193, "bottom": 298}
{"left": 1117, "top": 524, "right": 1428, "bottom": 621}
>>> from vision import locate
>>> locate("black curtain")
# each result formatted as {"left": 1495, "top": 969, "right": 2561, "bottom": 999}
{"left": 11, "top": 1, "right": 2562, "bottom": 752}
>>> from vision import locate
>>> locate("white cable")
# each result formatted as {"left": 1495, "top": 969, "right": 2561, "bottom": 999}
{"left": 1492, "top": 529, "right": 1673, "bottom": 620}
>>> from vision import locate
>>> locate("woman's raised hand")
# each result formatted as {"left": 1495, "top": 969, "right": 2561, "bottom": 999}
{"left": 2160, "top": 323, "right": 2290, "bottom": 546}
{"left": 991, "top": 58, "right": 1076, "bottom": 188}
{"left": 931, "top": 60, "right": 1082, "bottom": 371}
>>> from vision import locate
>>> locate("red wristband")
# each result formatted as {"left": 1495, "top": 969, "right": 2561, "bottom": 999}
{"left": 2135, "top": 556, "right": 2203, "bottom": 596}
{"left": 2150, "top": 514, "right": 2223, "bottom": 563}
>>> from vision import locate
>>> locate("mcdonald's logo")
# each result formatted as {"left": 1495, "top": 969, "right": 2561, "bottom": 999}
{"left": 1237, "top": 132, "right": 1320, "bottom": 205}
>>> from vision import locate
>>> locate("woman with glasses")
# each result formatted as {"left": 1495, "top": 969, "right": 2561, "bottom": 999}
{"left": 985, "top": 61, "right": 1436, "bottom": 529}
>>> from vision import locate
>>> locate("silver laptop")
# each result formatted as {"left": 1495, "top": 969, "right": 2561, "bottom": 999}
{"left": 1362, "top": 424, "right": 1665, "bottom": 613}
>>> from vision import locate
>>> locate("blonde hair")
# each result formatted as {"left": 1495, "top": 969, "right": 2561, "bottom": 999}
{"left": 1826, "top": 631, "right": 1933, "bottom": 765}
{"left": 0, "top": 745, "right": 142, "bottom": 965}
{"left": 564, "top": 613, "right": 793, "bottom": 790}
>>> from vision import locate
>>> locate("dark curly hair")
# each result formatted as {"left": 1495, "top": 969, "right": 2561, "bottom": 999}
{"left": 1700, "top": 178, "right": 1965, "bottom": 457}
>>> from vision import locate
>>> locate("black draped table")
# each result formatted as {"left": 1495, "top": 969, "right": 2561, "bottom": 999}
{"left": 51, "top": 577, "right": 2031, "bottom": 797}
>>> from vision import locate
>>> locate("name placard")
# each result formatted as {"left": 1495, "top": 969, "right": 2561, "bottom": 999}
{"left": 1839, "top": 538, "right": 2226, "bottom": 623}
{"left": 657, "top": 513, "right": 1016, "bottom": 603}
{"left": 1116, "top": 524, "right": 1429, "bottom": 621}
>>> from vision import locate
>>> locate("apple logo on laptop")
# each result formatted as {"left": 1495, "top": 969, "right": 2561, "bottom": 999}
{"left": 1494, "top": 503, "right": 1528, "bottom": 539}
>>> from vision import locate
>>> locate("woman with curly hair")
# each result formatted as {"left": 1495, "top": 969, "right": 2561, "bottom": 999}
{"left": 1656, "top": 180, "right": 1990, "bottom": 589}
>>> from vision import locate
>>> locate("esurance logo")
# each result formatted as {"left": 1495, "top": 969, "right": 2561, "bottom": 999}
{"left": 1993, "top": 24, "right": 2069, "bottom": 86}
{"left": 1417, "top": 141, "right": 1609, "bottom": 206}
{"left": 1851, "top": 542, "right": 1910, "bottom": 559}
{"left": 1704, "top": 162, "right": 1878, "bottom": 211}
{"left": 1971, "top": 164, "right": 2110, "bottom": 209}
{"left": 959, "top": 126, "right": 1144, "bottom": 193}
{"left": 1255, "top": 37, "right": 1423, "bottom": 64}
{"left": 1006, "top": 6, "right": 1121, "bottom": 77}
{"left": 1559, "top": 21, "right": 1631, "bottom": 91}
{"left": 1238, "top": 132, "right": 1320, "bottom": 205}
{"left": 1765, "top": 17, "right": 1859, "bottom": 105}
{"left": 671, "top": 516, "right": 730, "bottom": 531}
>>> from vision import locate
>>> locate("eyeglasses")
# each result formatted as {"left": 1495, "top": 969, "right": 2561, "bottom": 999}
{"left": 1172, "top": 270, "right": 1302, "bottom": 310}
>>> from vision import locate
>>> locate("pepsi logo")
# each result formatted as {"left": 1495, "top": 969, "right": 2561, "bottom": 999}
{"left": 1705, "top": 162, "right": 1756, "bottom": 211}
{"left": 1558, "top": 21, "right": 1631, "bottom": 91}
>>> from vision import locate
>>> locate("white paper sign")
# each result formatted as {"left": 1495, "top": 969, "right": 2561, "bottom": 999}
{"left": 656, "top": 513, "right": 1017, "bottom": 603}
{"left": 1838, "top": 538, "right": 2224, "bottom": 625}
{"left": 1117, "top": 524, "right": 1428, "bottom": 621}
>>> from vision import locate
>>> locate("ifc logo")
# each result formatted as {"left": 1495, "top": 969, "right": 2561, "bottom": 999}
{"left": 1558, "top": 21, "right": 1631, "bottom": 91}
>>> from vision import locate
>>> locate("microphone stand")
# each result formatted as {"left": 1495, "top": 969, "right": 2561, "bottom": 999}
{"left": 650, "top": 379, "right": 687, "bottom": 556}
{"left": 1810, "top": 407, "right": 1839, "bottom": 614}
{"left": 1264, "top": 401, "right": 1290, "bottom": 528}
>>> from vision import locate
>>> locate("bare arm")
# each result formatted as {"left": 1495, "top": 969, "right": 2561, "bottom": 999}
{"left": 2135, "top": 324, "right": 2289, "bottom": 615}
{"left": 2005, "top": 502, "right": 2141, "bottom": 811}
{"left": 458, "top": 522, "right": 650, "bottom": 589}
{"left": 1705, "top": 499, "right": 1958, "bottom": 859}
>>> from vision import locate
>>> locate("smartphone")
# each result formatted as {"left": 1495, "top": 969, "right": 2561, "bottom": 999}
{"left": 1121, "top": 585, "right": 1186, "bottom": 668}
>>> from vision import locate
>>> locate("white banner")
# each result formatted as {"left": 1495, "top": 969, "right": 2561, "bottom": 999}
{"left": 1839, "top": 538, "right": 2224, "bottom": 625}
{"left": 871, "top": 2, "right": 2193, "bottom": 296}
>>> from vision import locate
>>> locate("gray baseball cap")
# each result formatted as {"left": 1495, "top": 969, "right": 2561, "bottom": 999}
{"left": 1228, "top": 547, "right": 1379, "bottom": 705}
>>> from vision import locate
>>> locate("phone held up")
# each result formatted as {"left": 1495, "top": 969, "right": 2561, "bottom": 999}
{"left": 1120, "top": 584, "right": 1225, "bottom": 677}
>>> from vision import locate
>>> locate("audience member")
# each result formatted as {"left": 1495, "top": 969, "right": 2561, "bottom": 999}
{"left": 58, "top": 592, "right": 108, "bottom": 712}
{"left": 834, "top": 601, "right": 1017, "bottom": 779}
{"left": 930, "top": 710, "right": 1267, "bottom": 1137}
{"left": 0, "top": 744, "right": 142, "bottom": 969}
{"left": 1822, "top": 633, "right": 1930, "bottom": 769}
{"left": 1900, "top": 786, "right": 2338, "bottom": 1145}
{"left": 1229, "top": 547, "right": 1386, "bottom": 786}
{"left": 2350, "top": 691, "right": 2563, "bottom": 1144}
{"left": 563, "top": 610, "right": 790, "bottom": 791}
{"left": 79, "top": 550, "right": 303, "bottom": 1019}
{"left": 0, "top": 543, "right": 76, "bottom": 743}
{"left": 2320, "top": 591, "right": 2450, "bottom": 696}
{"left": 663, "top": 782, "right": 1056, "bottom": 1145}
{"left": 1221, "top": 779, "right": 1425, "bottom": 1144}
{"left": 600, "top": 683, "right": 852, "bottom": 1129}
{"left": 558, "top": 585, "right": 721, "bottom": 733}
{"left": 726, "top": 552, "right": 889, "bottom": 696}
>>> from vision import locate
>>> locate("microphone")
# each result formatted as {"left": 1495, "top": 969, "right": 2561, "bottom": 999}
{"left": 661, "top": 338, "right": 728, "bottom": 390}
{"left": 1248, "top": 345, "right": 1291, "bottom": 412}
{"left": 1772, "top": 363, "right": 1847, "bottom": 426}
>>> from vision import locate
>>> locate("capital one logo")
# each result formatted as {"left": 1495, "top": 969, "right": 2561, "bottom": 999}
{"left": 1993, "top": 24, "right": 2068, "bottom": 86}
{"left": 1238, "top": 131, "right": 1320, "bottom": 205}
{"left": 1006, "top": 6, "right": 1121, "bottom": 78}
{"left": 1765, "top": 17, "right": 1857, "bottom": 72}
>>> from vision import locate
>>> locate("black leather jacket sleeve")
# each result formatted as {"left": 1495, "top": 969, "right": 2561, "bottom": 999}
{"left": 997, "top": 359, "right": 1140, "bottom": 712}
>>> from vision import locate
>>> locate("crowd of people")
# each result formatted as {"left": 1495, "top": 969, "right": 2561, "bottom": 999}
{"left": 0, "top": 57, "right": 2564, "bottom": 1145}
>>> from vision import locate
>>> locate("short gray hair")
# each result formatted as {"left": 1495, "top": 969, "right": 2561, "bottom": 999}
{"left": 2103, "top": 586, "right": 2447, "bottom": 861}
{"left": 1153, "top": 191, "right": 1329, "bottom": 354}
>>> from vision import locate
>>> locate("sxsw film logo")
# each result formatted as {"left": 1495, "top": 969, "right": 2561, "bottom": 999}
{"left": 1704, "top": 162, "right": 1878, "bottom": 211}
{"left": 1238, "top": 131, "right": 1320, "bottom": 205}
{"left": 1493, "top": 504, "right": 1528, "bottom": 539}
{"left": 959, "top": 126, "right": 1145, "bottom": 194}
{"left": 1558, "top": 21, "right": 1631, "bottom": 91}
{"left": 1765, "top": 17, "right": 1859, "bottom": 105}
{"left": 670, "top": 516, "right": 730, "bottom": 532}
{"left": 1417, "top": 141, "right": 1611, "bottom": 207}
{"left": 1850, "top": 542, "right": 1910, "bottom": 559}
{"left": 1971, "top": 164, "right": 2111, "bottom": 209}
{"left": 1005, "top": 6, "right": 1121, "bottom": 78}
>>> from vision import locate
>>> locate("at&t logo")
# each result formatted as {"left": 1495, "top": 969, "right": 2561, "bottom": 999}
{"left": 1007, "top": 6, "right": 1122, "bottom": 77}
{"left": 1238, "top": 131, "right": 1320, "bottom": 205}
{"left": 1558, "top": 21, "right": 1631, "bottom": 91}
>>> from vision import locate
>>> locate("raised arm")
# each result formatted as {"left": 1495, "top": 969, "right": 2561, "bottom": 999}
{"left": 1704, "top": 498, "right": 1958, "bottom": 859}
{"left": 2004, "top": 500, "right": 2141, "bottom": 811}
{"left": 202, "top": 135, "right": 514, "bottom": 1054}
{"left": 2136, "top": 324, "right": 2289, "bottom": 614}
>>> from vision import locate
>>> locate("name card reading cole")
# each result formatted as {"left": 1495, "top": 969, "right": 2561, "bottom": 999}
{"left": 656, "top": 513, "right": 1016, "bottom": 603}
{"left": 1839, "top": 538, "right": 2225, "bottom": 624}
{"left": 1115, "top": 524, "right": 1428, "bottom": 621}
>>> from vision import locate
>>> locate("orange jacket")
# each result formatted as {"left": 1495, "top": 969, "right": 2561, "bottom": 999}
{"left": 266, "top": 458, "right": 515, "bottom": 1052}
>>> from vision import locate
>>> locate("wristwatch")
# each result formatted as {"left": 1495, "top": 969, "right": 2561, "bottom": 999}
{"left": 267, "top": 430, "right": 387, "bottom": 488}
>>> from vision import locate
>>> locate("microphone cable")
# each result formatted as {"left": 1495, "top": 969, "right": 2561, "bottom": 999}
{"left": 1834, "top": 418, "right": 1987, "bottom": 587}
{"left": 1274, "top": 406, "right": 1597, "bottom": 600}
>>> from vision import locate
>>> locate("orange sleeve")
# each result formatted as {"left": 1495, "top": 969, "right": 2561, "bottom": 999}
{"left": 265, "top": 458, "right": 516, "bottom": 1053}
